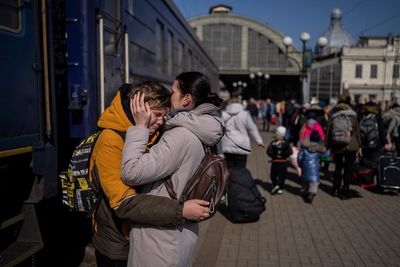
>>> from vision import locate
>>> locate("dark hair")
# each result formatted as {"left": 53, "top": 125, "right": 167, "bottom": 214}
{"left": 119, "top": 81, "right": 171, "bottom": 123}
{"left": 338, "top": 93, "right": 351, "bottom": 105}
{"left": 175, "top": 72, "right": 222, "bottom": 108}
{"left": 310, "top": 130, "right": 321, "bottom": 143}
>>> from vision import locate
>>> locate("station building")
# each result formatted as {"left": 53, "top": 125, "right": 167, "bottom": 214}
{"left": 188, "top": 5, "right": 303, "bottom": 101}
{"left": 311, "top": 9, "right": 400, "bottom": 105}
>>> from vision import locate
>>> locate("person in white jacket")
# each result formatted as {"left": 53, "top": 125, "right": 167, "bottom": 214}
{"left": 221, "top": 96, "right": 266, "bottom": 169}
{"left": 121, "top": 72, "right": 224, "bottom": 267}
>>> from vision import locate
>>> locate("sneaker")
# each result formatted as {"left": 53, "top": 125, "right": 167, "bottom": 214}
{"left": 277, "top": 189, "right": 283, "bottom": 194}
{"left": 271, "top": 185, "right": 280, "bottom": 194}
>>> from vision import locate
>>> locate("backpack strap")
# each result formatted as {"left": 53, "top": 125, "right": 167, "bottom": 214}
{"left": 164, "top": 177, "right": 177, "bottom": 200}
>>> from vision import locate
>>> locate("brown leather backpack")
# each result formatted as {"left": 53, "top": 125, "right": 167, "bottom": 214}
{"left": 164, "top": 147, "right": 229, "bottom": 219}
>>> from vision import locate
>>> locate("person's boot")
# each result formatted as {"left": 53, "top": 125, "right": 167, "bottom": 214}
{"left": 305, "top": 193, "right": 315, "bottom": 204}
{"left": 340, "top": 187, "right": 350, "bottom": 200}
{"left": 332, "top": 178, "right": 341, "bottom": 197}
{"left": 332, "top": 187, "right": 340, "bottom": 197}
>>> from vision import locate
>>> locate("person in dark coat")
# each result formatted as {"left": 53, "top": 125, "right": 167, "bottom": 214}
{"left": 247, "top": 97, "right": 259, "bottom": 123}
{"left": 359, "top": 101, "right": 387, "bottom": 167}
{"left": 267, "top": 126, "right": 292, "bottom": 194}
{"left": 326, "top": 95, "right": 362, "bottom": 199}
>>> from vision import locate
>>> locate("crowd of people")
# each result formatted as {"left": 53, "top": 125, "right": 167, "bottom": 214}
{"left": 87, "top": 70, "right": 400, "bottom": 266}
{"left": 250, "top": 94, "right": 400, "bottom": 203}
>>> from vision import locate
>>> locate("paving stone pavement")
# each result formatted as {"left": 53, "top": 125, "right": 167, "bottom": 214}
{"left": 193, "top": 126, "right": 400, "bottom": 267}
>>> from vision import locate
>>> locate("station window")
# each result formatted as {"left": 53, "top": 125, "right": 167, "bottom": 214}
{"left": 393, "top": 64, "right": 399, "bottom": 79}
{"left": 370, "top": 64, "right": 377, "bottom": 78}
{"left": 354, "top": 94, "right": 361, "bottom": 104}
{"left": 355, "top": 64, "right": 362, "bottom": 78}
{"left": 0, "top": 0, "right": 21, "bottom": 33}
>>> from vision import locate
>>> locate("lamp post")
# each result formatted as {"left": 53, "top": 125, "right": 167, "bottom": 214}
{"left": 283, "top": 33, "right": 328, "bottom": 103}
{"left": 249, "top": 72, "right": 269, "bottom": 100}
{"left": 232, "top": 80, "right": 247, "bottom": 97}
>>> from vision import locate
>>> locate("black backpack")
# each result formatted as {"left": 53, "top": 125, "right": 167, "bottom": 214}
{"left": 226, "top": 168, "right": 266, "bottom": 223}
{"left": 59, "top": 129, "right": 124, "bottom": 213}
{"left": 359, "top": 113, "right": 379, "bottom": 149}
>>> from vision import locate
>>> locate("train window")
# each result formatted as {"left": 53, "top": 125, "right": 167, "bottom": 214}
{"left": 0, "top": 0, "right": 21, "bottom": 33}
{"left": 188, "top": 50, "right": 193, "bottom": 71}
{"left": 176, "top": 40, "right": 184, "bottom": 74}
{"left": 156, "top": 21, "right": 164, "bottom": 73}
{"left": 166, "top": 30, "right": 174, "bottom": 75}
{"left": 103, "top": 0, "right": 118, "bottom": 18}
{"left": 102, "top": 0, "right": 121, "bottom": 55}
{"left": 127, "top": 0, "right": 134, "bottom": 15}
{"left": 104, "top": 31, "right": 116, "bottom": 54}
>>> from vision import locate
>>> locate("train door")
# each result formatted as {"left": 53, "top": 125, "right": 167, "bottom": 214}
{"left": 98, "top": 0, "right": 124, "bottom": 111}
{"left": 0, "top": 1, "right": 50, "bottom": 265}
{"left": 0, "top": 0, "right": 43, "bottom": 151}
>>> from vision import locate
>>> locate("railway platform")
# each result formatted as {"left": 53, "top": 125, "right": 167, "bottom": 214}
{"left": 80, "top": 123, "right": 400, "bottom": 267}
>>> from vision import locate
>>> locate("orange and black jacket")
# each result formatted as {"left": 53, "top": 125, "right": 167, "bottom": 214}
{"left": 89, "top": 86, "right": 184, "bottom": 260}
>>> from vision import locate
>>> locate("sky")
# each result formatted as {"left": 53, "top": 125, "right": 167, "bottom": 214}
{"left": 172, "top": 0, "right": 400, "bottom": 49}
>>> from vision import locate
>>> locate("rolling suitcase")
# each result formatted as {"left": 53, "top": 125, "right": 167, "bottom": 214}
{"left": 378, "top": 154, "right": 400, "bottom": 191}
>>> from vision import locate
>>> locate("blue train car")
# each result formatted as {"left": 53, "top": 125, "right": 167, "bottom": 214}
{"left": 0, "top": 0, "right": 218, "bottom": 266}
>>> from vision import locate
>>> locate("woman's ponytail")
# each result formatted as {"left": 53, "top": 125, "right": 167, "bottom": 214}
{"left": 207, "top": 92, "right": 223, "bottom": 107}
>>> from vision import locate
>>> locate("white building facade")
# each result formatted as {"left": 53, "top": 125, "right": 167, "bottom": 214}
{"left": 310, "top": 36, "right": 400, "bottom": 105}
{"left": 342, "top": 36, "right": 400, "bottom": 104}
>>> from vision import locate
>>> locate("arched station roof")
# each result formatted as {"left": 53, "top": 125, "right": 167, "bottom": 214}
{"left": 189, "top": 11, "right": 302, "bottom": 75}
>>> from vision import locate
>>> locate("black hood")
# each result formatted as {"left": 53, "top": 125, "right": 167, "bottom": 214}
{"left": 118, "top": 84, "right": 135, "bottom": 125}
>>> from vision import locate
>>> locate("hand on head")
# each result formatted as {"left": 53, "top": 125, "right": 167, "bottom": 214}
{"left": 130, "top": 92, "right": 151, "bottom": 128}
{"left": 182, "top": 199, "right": 210, "bottom": 221}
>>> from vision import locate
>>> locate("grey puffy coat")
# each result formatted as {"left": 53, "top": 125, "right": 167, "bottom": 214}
{"left": 121, "top": 103, "right": 223, "bottom": 267}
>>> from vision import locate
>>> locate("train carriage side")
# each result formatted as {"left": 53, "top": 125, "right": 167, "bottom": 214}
{"left": 64, "top": 0, "right": 219, "bottom": 141}
{"left": 0, "top": 1, "right": 59, "bottom": 266}
{"left": 123, "top": 0, "right": 219, "bottom": 90}
{"left": 0, "top": 0, "right": 219, "bottom": 266}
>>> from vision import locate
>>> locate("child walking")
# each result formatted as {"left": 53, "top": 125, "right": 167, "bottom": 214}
{"left": 267, "top": 126, "right": 292, "bottom": 194}
{"left": 298, "top": 130, "right": 326, "bottom": 203}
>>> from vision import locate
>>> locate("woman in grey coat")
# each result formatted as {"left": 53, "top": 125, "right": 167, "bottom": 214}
{"left": 121, "top": 72, "right": 224, "bottom": 267}
{"left": 221, "top": 96, "right": 265, "bottom": 169}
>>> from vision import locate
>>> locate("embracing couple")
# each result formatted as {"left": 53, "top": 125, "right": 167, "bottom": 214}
{"left": 89, "top": 72, "right": 224, "bottom": 267}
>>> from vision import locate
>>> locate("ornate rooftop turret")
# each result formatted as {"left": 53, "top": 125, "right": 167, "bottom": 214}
{"left": 209, "top": 4, "right": 232, "bottom": 14}
{"left": 315, "top": 8, "right": 355, "bottom": 55}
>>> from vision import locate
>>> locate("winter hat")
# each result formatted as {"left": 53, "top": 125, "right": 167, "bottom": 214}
{"left": 310, "top": 97, "right": 319, "bottom": 105}
{"left": 310, "top": 130, "right": 321, "bottom": 143}
{"left": 276, "top": 126, "right": 286, "bottom": 137}
{"left": 306, "top": 118, "right": 317, "bottom": 129}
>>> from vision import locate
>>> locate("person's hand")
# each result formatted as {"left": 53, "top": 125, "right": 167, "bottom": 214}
{"left": 130, "top": 92, "right": 151, "bottom": 128}
{"left": 258, "top": 143, "right": 266, "bottom": 149}
{"left": 384, "top": 143, "right": 393, "bottom": 151}
{"left": 182, "top": 199, "right": 210, "bottom": 222}
{"left": 356, "top": 148, "right": 363, "bottom": 157}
